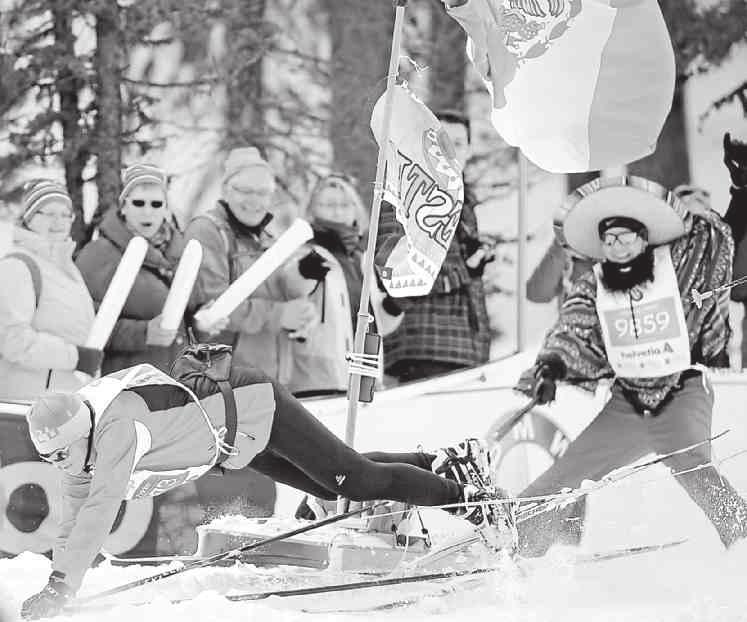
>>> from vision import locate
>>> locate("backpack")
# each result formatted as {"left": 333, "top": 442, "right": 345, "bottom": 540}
{"left": 6, "top": 252, "right": 42, "bottom": 308}
{"left": 169, "top": 342, "right": 237, "bottom": 472}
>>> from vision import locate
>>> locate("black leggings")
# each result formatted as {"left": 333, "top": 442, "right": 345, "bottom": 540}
{"left": 249, "top": 379, "right": 462, "bottom": 507}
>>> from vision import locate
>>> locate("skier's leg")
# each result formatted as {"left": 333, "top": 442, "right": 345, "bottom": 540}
{"left": 517, "top": 386, "right": 649, "bottom": 556}
{"left": 647, "top": 371, "right": 747, "bottom": 547}
{"left": 255, "top": 378, "right": 463, "bottom": 507}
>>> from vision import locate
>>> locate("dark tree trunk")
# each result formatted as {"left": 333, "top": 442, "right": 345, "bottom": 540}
{"left": 224, "top": 0, "right": 266, "bottom": 150}
{"left": 427, "top": 2, "right": 466, "bottom": 112}
{"left": 52, "top": 2, "right": 87, "bottom": 248}
{"left": 324, "top": 0, "right": 394, "bottom": 208}
{"left": 93, "top": 0, "right": 124, "bottom": 238}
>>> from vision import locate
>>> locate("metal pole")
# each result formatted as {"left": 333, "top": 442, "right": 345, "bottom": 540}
{"left": 516, "top": 150, "right": 528, "bottom": 352}
{"left": 344, "top": 0, "right": 408, "bottom": 448}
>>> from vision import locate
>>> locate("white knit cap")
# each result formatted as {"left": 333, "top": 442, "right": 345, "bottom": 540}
{"left": 21, "top": 180, "right": 72, "bottom": 225}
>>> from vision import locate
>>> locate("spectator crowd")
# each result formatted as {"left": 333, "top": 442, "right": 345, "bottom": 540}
{"left": 0, "top": 127, "right": 745, "bottom": 404}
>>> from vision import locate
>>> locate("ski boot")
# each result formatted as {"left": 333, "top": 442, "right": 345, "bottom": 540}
{"left": 462, "top": 484, "right": 518, "bottom": 555}
{"left": 432, "top": 438, "right": 494, "bottom": 489}
{"left": 433, "top": 439, "right": 517, "bottom": 555}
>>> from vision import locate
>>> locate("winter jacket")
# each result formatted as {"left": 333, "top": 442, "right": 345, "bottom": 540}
{"left": 724, "top": 187, "right": 747, "bottom": 301}
{"left": 54, "top": 364, "right": 276, "bottom": 591}
{"left": 518, "top": 209, "right": 732, "bottom": 414}
{"left": 181, "top": 202, "right": 314, "bottom": 382}
{"left": 0, "top": 227, "right": 95, "bottom": 399}
{"left": 309, "top": 220, "right": 365, "bottom": 330}
{"left": 287, "top": 244, "right": 352, "bottom": 395}
{"left": 375, "top": 186, "right": 492, "bottom": 376}
{"left": 75, "top": 210, "right": 188, "bottom": 374}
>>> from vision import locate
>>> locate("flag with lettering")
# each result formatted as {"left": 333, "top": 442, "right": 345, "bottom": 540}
{"left": 370, "top": 85, "right": 464, "bottom": 297}
{"left": 446, "top": 0, "right": 676, "bottom": 173}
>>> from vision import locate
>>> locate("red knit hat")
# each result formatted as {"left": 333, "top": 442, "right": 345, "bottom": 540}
{"left": 27, "top": 393, "right": 91, "bottom": 455}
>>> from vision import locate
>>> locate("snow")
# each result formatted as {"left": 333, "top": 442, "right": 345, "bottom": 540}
{"left": 2, "top": 360, "right": 747, "bottom": 621}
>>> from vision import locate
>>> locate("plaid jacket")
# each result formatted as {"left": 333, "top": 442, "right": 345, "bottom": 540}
{"left": 375, "top": 188, "right": 491, "bottom": 373}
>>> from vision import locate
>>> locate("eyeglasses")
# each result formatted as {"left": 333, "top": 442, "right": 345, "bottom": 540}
{"left": 35, "top": 210, "right": 75, "bottom": 222}
{"left": 601, "top": 231, "right": 640, "bottom": 247}
{"left": 316, "top": 202, "right": 354, "bottom": 211}
{"left": 39, "top": 446, "right": 70, "bottom": 464}
{"left": 675, "top": 187, "right": 710, "bottom": 200}
{"left": 130, "top": 199, "right": 164, "bottom": 208}
{"left": 227, "top": 185, "right": 274, "bottom": 198}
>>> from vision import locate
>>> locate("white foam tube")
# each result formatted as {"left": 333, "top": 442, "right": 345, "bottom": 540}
{"left": 194, "top": 218, "right": 313, "bottom": 326}
{"left": 160, "top": 239, "right": 203, "bottom": 331}
{"left": 85, "top": 236, "right": 148, "bottom": 350}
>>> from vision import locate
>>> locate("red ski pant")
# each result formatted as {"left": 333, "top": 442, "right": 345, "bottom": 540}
{"left": 518, "top": 371, "right": 747, "bottom": 555}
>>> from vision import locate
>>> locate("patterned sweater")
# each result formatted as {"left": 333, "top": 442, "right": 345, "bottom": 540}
{"left": 519, "top": 209, "right": 733, "bottom": 412}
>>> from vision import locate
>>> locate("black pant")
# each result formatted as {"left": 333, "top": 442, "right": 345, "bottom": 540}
{"left": 249, "top": 377, "right": 462, "bottom": 506}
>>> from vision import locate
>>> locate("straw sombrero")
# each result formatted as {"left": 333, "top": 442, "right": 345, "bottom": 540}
{"left": 554, "top": 176, "right": 690, "bottom": 261}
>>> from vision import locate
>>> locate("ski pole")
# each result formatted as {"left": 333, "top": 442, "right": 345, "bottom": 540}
{"left": 691, "top": 276, "right": 747, "bottom": 308}
{"left": 514, "top": 430, "right": 729, "bottom": 523}
{"left": 74, "top": 501, "right": 387, "bottom": 605}
{"left": 486, "top": 396, "right": 539, "bottom": 445}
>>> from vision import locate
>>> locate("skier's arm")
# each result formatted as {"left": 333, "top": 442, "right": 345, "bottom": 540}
{"left": 517, "top": 272, "right": 613, "bottom": 393}
{"left": 673, "top": 212, "right": 734, "bottom": 366}
{"left": 52, "top": 416, "right": 137, "bottom": 592}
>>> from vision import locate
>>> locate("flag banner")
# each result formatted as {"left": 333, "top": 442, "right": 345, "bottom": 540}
{"left": 447, "top": 0, "right": 676, "bottom": 173}
{"left": 370, "top": 85, "right": 464, "bottom": 297}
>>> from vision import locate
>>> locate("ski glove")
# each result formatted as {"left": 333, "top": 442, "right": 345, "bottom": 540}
{"left": 532, "top": 354, "right": 567, "bottom": 405}
{"left": 724, "top": 132, "right": 747, "bottom": 188}
{"left": 75, "top": 346, "right": 103, "bottom": 376}
{"left": 298, "top": 250, "right": 331, "bottom": 281}
{"left": 21, "top": 571, "right": 73, "bottom": 620}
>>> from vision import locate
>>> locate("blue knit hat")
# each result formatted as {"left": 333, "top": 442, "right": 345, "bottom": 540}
{"left": 21, "top": 180, "right": 72, "bottom": 225}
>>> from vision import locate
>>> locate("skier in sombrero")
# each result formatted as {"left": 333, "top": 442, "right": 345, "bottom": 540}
{"left": 515, "top": 176, "right": 747, "bottom": 556}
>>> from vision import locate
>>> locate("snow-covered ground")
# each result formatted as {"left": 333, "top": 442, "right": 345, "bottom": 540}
{"left": 2, "top": 349, "right": 747, "bottom": 622}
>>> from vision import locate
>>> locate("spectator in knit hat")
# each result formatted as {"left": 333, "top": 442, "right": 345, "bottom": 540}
{"left": 76, "top": 163, "right": 194, "bottom": 373}
{"left": 182, "top": 147, "right": 321, "bottom": 383}
{"left": 0, "top": 180, "right": 100, "bottom": 399}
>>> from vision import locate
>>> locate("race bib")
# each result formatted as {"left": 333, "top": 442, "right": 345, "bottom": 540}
{"left": 127, "top": 469, "right": 203, "bottom": 500}
{"left": 595, "top": 246, "right": 691, "bottom": 378}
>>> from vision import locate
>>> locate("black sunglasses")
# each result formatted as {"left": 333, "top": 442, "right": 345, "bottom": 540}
{"left": 130, "top": 199, "right": 164, "bottom": 208}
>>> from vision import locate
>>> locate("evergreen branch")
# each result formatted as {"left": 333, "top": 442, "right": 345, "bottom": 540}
{"left": 697, "top": 80, "right": 747, "bottom": 130}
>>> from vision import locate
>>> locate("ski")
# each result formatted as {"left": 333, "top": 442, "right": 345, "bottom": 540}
{"left": 73, "top": 501, "right": 387, "bottom": 606}
{"left": 514, "top": 431, "right": 728, "bottom": 524}
{"left": 574, "top": 538, "right": 687, "bottom": 564}
{"left": 72, "top": 536, "right": 687, "bottom": 614}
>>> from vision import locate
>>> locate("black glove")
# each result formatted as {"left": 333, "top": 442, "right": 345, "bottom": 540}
{"left": 724, "top": 132, "right": 747, "bottom": 189}
{"left": 75, "top": 346, "right": 103, "bottom": 376}
{"left": 21, "top": 571, "right": 73, "bottom": 620}
{"left": 381, "top": 294, "right": 403, "bottom": 317}
{"left": 465, "top": 246, "right": 496, "bottom": 278}
{"left": 298, "top": 250, "right": 331, "bottom": 281}
{"left": 532, "top": 355, "right": 567, "bottom": 405}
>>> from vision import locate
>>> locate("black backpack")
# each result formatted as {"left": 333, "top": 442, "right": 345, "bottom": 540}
{"left": 170, "top": 342, "right": 237, "bottom": 470}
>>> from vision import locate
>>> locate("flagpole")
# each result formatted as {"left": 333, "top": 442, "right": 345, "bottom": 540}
{"left": 516, "top": 150, "right": 528, "bottom": 352}
{"left": 344, "top": 0, "right": 408, "bottom": 450}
